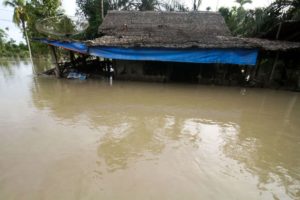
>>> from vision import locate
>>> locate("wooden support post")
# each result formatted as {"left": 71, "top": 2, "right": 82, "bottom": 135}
{"left": 70, "top": 51, "right": 75, "bottom": 67}
{"left": 254, "top": 50, "right": 261, "bottom": 79}
{"left": 50, "top": 45, "right": 61, "bottom": 78}
{"left": 269, "top": 22, "right": 283, "bottom": 84}
{"left": 81, "top": 54, "right": 87, "bottom": 66}
{"left": 100, "top": 0, "right": 104, "bottom": 20}
{"left": 276, "top": 22, "right": 282, "bottom": 40}
{"left": 254, "top": 60, "right": 260, "bottom": 78}
{"left": 269, "top": 52, "right": 279, "bottom": 83}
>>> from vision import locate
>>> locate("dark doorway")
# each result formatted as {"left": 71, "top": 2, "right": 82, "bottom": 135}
{"left": 170, "top": 63, "right": 200, "bottom": 83}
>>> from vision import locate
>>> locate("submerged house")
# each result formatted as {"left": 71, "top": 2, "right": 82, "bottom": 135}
{"left": 38, "top": 11, "right": 300, "bottom": 85}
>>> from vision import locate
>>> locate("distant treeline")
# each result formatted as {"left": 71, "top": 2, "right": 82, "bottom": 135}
{"left": 0, "top": 28, "right": 28, "bottom": 58}
{"left": 219, "top": 0, "right": 300, "bottom": 37}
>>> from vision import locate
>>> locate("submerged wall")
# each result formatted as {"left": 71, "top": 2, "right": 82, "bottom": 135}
{"left": 114, "top": 60, "right": 167, "bottom": 82}
{"left": 113, "top": 60, "right": 253, "bottom": 86}
{"left": 113, "top": 50, "right": 300, "bottom": 90}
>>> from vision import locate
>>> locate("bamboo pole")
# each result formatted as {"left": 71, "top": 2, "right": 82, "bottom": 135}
{"left": 24, "top": 30, "right": 33, "bottom": 65}
{"left": 269, "top": 22, "right": 282, "bottom": 83}
{"left": 70, "top": 51, "right": 75, "bottom": 67}
{"left": 269, "top": 52, "right": 279, "bottom": 83}
{"left": 101, "top": 0, "right": 104, "bottom": 20}
{"left": 254, "top": 50, "right": 261, "bottom": 78}
{"left": 50, "top": 45, "right": 61, "bottom": 78}
{"left": 276, "top": 22, "right": 282, "bottom": 40}
{"left": 22, "top": 21, "right": 35, "bottom": 75}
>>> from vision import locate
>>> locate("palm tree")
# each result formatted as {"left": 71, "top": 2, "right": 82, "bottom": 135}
{"left": 3, "top": 0, "right": 33, "bottom": 61}
{"left": 139, "top": 0, "right": 159, "bottom": 11}
{"left": 100, "top": 0, "right": 104, "bottom": 20}
{"left": 235, "top": 0, "right": 252, "bottom": 7}
{"left": 0, "top": 28, "right": 7, "bottom": 51}
{"left": 193, "top": 0, "right": 201, "bottom": 11}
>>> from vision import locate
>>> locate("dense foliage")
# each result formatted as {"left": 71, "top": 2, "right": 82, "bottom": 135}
{"left": 25, "top": 0, "right": 62, "bottom": 53}
{"left": 3, "top": 0, "right": 62, "bottom": 56}
{"left": 76, "top": 0, "right": 103, "bottom": 39}
{"left": 219, "top": 0, "right": 300, "bottom": 37}
{"left": 0, "top": 28, "right": 28, "bottom": 57}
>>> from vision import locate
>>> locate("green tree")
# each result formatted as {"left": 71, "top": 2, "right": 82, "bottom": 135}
{"left": 0, "top": 28, "right": 29, "bottom": 57}
{"left": 220, "top": 0, "right": 300, "bottom": 37}
{"left": 0, "top": 28, "right": 7, "bottom": 45}
{"left": 0, "top": 28, "right": 7, "bottom": 54}
{"left": 76, "top": 0, "right": 103, "bottom": 39}
{"left": 235, "top": 0, "right": 252, "bottom": 7}
{"left": 3, "top": 0, "right": 33, "bottom": 60}
{"left": 162, "top": 0, "right": 188, "bottom": 11}
{"left": 25, "top": 0, "right": 62, "bottom": 54}
{"left": 193, "top": 0, "right": 201, "bottom": 11}
{"left": 139, "top": 0, "right": 159, "bottom": 11}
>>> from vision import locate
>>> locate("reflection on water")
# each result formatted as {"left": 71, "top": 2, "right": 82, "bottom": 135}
{"left": 0, "top": 58, "right": 24, "bottom": 78}
{"left": 0, "top": 60, "right": 300, "bottom": 199}
{"left": 32, "top": 56, "right": 53, "bottom": 73}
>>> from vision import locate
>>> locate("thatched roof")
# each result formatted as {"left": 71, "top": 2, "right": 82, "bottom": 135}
{"left": 87, "top": 11, "right": 300, "bottom": 51}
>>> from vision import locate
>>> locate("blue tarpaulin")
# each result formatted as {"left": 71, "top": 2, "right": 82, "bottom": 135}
{"left": 36, "top": 39, "right": 258, "bottom": 65}
{"left": 89, "top": 47, "right": 258, "bottom": 66}
{"left": 37, "top": 39, "right": 88, "bottom": 54}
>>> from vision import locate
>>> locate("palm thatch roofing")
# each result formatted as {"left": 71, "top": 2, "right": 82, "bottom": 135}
{"left": 87, "top": 11, "right": 300, "bottom": 51}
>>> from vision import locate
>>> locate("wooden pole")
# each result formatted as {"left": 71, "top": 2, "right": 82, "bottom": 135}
{"left": 276, "top": 22, "right": 282, "bottom": 40}
{"left": 70, "top": 51, "right": 75, "bottom": 67}
{"left": 50, "top": 45, "right": 61, "bottom": 78}
{"left": 254, "top": 50, "right": 261, "bottom": 79}
{"left": 101, "top": 0, "right": 104, "bottom": 20}
{"left": 269, "top": 22, "right": 282, "bottom": 84}
{"left": 21, "top": 21, "right": 35, "bottom": 75}
{"left": 25, "top": 30, "right": 35, "bottom": 73}
{"left": 269, "top": 52, "right": 279, "bottom": 83}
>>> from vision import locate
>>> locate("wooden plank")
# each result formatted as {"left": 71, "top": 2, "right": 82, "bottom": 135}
{"left": 269, "top": 52, "right": 279, "bottom": 83}
{"left": 50, "top": 45, "right": 61, "bottom": 78}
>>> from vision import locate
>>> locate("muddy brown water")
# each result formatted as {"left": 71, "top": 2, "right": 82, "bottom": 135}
{"left": 0, "top": 59, "right": 299, "bottom": 200}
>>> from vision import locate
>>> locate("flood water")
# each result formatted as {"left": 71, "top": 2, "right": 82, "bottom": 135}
{"left": 0, "top": 59, "right": 300, "bottom": 200}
